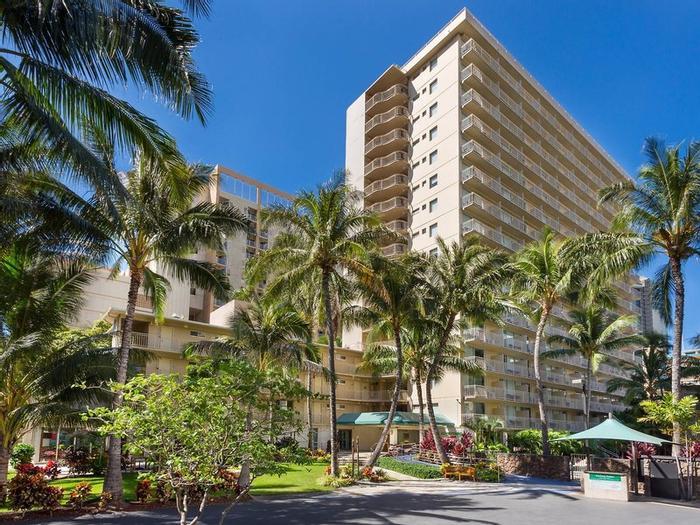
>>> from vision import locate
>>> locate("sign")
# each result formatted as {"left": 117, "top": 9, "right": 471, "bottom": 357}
{"left": 589, "top": 472, "right": 624, "bottom": 491}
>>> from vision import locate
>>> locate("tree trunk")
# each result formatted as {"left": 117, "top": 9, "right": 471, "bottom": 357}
{"left": 425, "top": 314, "right": 456, "bottom": 464}
{"left": 321, "top": 272, "right": 339, "bottom": 476}
{"left": 585, "top": 358, "right": 592, "bottom": 429}
{"left": 238, "top": 407, "right": 253, "bottom": 489}
{"left": 366, "top": 325, "right": 403, "bottom": 468}
{"left": 0, "top": 443, "right": 9, "bottom": 498}
{"left": 306, "top": 370, "right": 314, "bottom": 449}
{"left": 415, "top": 369, "right": 425, "bottom": 443}
{"left": 533, "top": 305, "right": 551, "bottom": 456}
{"left": 669, "top": 256, "right": 684, "bottom": 456}
{"left": 103, "top": 268, "right": 142, "bottom": 503}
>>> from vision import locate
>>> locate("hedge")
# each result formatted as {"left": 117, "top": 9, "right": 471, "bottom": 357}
{"left": 376, "top": 457, "right": 442, "bottom": 479}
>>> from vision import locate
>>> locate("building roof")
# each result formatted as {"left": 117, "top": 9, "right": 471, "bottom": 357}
{"left": 337, "top": 411, "right": 453, "bottom": 426}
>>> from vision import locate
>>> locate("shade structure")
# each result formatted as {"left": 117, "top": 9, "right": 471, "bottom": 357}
{"left": 552, "top": 416, "right": 670, "bottom": 445}
{"left": 337, "top": 411, "right": 453, "bottom": 426}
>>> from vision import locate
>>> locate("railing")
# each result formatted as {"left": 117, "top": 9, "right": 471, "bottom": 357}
{"left": 365, "top": 84, "right": 408, "bottom": 114}
{"left": 385, "top": 219, "right": 408, "bottom": 233}
{"left": 364, "top": 174, "right": 408, "bottom": 197}
{"left": 365, "top": 129, "right": 409, "bottom": 156}
{"left": 130, "top": 332, "right": 156, "bottom": 349}
{"left": 135, "top": 294, "right": 152, "bottom": 309}
{"left": 382, "top": 243, "right": 407, "bottom": 257}
{"left": 364, "top": 151, "right": 408, "bottom": 177}
{"left": 365, "top": 106, "right": 409, "bottom": 134}
{"left": 462, "top": 218, "right": 522, "bottom": 252}
{"left": 368, "top": 196, "right": 408, "bottom": 214}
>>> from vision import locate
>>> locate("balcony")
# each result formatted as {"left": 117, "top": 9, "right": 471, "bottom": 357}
{"left": 135, "top": 294, "right": 152, "bottom": 310}
{"left": 462, "top": 217, "right": 522, "bottom": 252}
{"left": 365, "top": 84, "right": 408, "bottom": 116}
{"left": 364, "top": 173, "right": 409, "bottom": 203}
{"left": 365, "top": 151, "right": 408, "bottom": 181}
{"left": 385, "top": 219, "right": 409, "bottom": 235}
{"left": 365, "top": 129, "right": 410, "bottom": 159}
{"left": 367, "top": 196, "right": 409, "bottom": 221}
{"left": 365, "top": 106, "right": 409, "bottom": 137}
{"left": 463, "top": 327, "right": 528, "bottom": 353}
{"left": 130, "top": 332, "right": 158, "bottom": 349}
{"left": 382, "top": 243, "right": 407, "bottom": 257}
{"left": 464, "top": 385, "right": 534, "bottom": 404}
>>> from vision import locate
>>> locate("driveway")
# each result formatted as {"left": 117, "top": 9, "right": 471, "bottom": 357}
{"left": 28, "top": 481, "right": 699, "bottom": 524}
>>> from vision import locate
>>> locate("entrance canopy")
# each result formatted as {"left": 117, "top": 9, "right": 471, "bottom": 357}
{"left": 337, "top": 411, "right": 453, "bottom": 426}
{"left": 552, "top": 416, "right": 670, "bottom": 445}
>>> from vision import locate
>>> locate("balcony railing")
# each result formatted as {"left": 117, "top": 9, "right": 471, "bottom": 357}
{"left": 364, "top": 174, "right": 408, "bottom": 198}
{"left": 365, "top": 106, "right": 409, "bottom": 135}
{"left": 130, "top": 332, "right": 157, "bottom": 349}
{"left": 367, "top": 196, "right": 408, "bottom": 215}
{"left": 462, "top": 218, "right": 522, "bottom": 252}
{"left": 365, "top": 84, "right": 408, "bottom": 114}
{"left": 365, "top": 129, "right": 410, "bottom": 156}
{"left": 382, "top": 243, "right": 407, "bottom": 257}
{"left": 135, "top": 294, "right": 152, "bottom": 310}
{"left": 385, "top": 219, "right": 409, "bottom": 234}
{"left": 364, "top": 151, "right": 408, "bottom": 178}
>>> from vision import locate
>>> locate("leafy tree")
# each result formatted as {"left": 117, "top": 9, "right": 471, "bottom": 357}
{"left": 0, "top": 240, "right": 115, "bottom": 490}
{"left": 545, "top": 305, "right": 644, "bottom": 427}
{"left": 599, "top": 138, "right": 700, "bottom": 450}
{"left": 0, "top": 0, "right": 212, "bottom": 189}
{"left": 246, "top": 180, "right": 388, "bottom": 475}
{"left": 424, "top": 236, "right": 507, "bottom": 463}
{"left": 91, "top": 362, "right": 307, "bottom": 525}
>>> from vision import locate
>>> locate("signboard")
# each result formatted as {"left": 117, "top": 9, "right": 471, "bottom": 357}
{"left": 589, "top": 472, "right": 624, "bottom": 491}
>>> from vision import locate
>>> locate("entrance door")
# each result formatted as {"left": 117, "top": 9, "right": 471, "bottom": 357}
{"left": 338, "top": 429, "right": 352, "bottom": 450}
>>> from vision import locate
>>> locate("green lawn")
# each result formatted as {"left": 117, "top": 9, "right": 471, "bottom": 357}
{"left": 251, "top": 462, "right": 333, "bottom": 495}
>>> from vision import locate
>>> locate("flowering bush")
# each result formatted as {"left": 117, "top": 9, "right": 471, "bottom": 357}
{"left": 15, "top": 463, "right": 45, "bottom": 476}
{"left": 64, "top": 447, "right": 94, "bottom": 475}
{"left": 681, "top": 442, "right": 700, "bottom": 458}
{"left": 136, "top": 478, "right": 152, "bottom": 503}
{"left": 360, "top": 466, "right": 387, "bottom": 482}
{"left": 7, "top": 472, "right": 63, "bottom": 512}
{"left": 626, "top": 441, "right": 658, "bottom": 459}
{"left": 68, "top": 481, "right": 93, "bottom": 509}
{"left": 420, "top": 431, "right": 474, "bottom": 455}
{"left": 43, "top": 460, "right": 59, "bottom": 480}
{"left": 98, "top": 491, "right": 112, "bottom": 511}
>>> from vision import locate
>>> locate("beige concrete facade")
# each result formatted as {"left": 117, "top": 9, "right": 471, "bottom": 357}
{"left": 344, "top": 8, "right": 644, "bottom": 436}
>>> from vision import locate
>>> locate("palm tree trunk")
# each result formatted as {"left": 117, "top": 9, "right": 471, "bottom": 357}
{"left": 0, "top": 443, "right": 9, "bottom": 498}
{"left": 238, "top": 407, "right": 253, "bottom": 491}
{"left": 533, "top": 306, "right": 551, "bottom": 456}
{"left": 366, "top": 326, "right": 403, "bottom": 468}
{"left": 415, "top": 369, "right": 425, "bottom": 443}
{"left": 321, "top": 271, "right": 339, "bottom": 476}
{"left": 425, "top": 315, "right": 456, "bottom": 464}
{"left": 306, "top": 371, "right": 314, "bottom": 449}
{"left": 669, "top": 257, "right": 684, "bottom": 455}
{"left": 103, "top": 267, "right": 142, "bottom": 503}
{"left": 585, "top": 358, "right": 592, "bottom": 428}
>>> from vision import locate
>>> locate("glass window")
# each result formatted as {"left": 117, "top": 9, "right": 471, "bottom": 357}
{"left": 429, "top": 223, "right": 438, "bottom": 237}
{"left": 429, "top": 57, "right": 438, "bottom": 71}
{"left": 429, "top": 102, "right": 438, "bottom": 117}
{"left": 429, "top": 198, "right": 438, "bottom": 213}
{"left": 429, "top": 79, "right": 438, "bottom": 94}
{"left": 429, "top": 247, "right": 438, "bottom": 257}
{"left": 429, "top": 174, "right": 438, "bottom": 187}
{"left": 429, "top": 150, "right": 438, "bottom": 165}
{"left": 429, "top": 126, "right": 437, "bottom": 141}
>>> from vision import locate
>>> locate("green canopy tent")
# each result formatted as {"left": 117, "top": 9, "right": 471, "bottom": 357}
{"left": 553, "top": 415, "right": 671, "bottom": 494}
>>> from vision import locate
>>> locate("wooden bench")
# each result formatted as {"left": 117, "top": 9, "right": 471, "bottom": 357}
{"left": 443, "top": 465, "right": 476, "bottom": 481}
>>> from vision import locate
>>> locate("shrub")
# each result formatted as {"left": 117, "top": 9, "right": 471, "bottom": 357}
{"left": 681, "top": 442, "right": 700, "bottom": 459}
{"left": 474, "top": 442, "right": 508, "bottom": 453}
{"left": 475, "top": 461, "right": 502, "bottom": 483}
{"left": 376, "top": 457, "right": 442, "bottom": 479}
{"left": 509, "top": 429, "right": 582, "bottom": 455}
{"left": 64, "top": 447, "right": 93, "bottom": 475}
{"left": 10, "top": 444, "right": 35, "bottom": 468}
{"left": 98, "top": 491, "right": 112, "bottom": 511}
{"left": 43, "top": 460, "right": 59, "bottom": 480}
{"left": 626, "top": 441, "right": 658, "bottom": 459}
{"left": 275, "top": 436, "right": 298, "bottom": 450}
{"left": 68, "top": 481, "right": 93, "bottom": 509}
{"left": 16, "top": 463, "right": 44, "bottom": 476}
{"left": 136, "top": 478, "right": 152, "bottom": 503}
{"left": 317, "top": 475, "right": 354, "bottom": 488}
{"left": 7, "top": 472, "right": 63, "bottom": 512}
{"left": 421, "top": 430, "right": 475, "bottom": 455}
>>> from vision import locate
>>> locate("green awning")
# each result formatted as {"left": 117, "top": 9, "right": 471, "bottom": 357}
{"left": 337, "top": 411, "right": 453, "bottom": 426}
{"left": 552, "top": 416, "right": 670, "bottom": 445}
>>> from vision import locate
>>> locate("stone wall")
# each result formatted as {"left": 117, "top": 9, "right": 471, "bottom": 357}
{"left": 496, "top": 453, "right": 570, "bottom": 481}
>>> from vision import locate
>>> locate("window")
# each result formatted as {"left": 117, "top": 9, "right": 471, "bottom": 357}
{"left": 429, "top": 126, "right": 438, "bottom": 141}
{"left": 429, "top": 223, "right": 438, "bottom": 237}
{"left": 429, "top": 79, "right": 438, "bottom": 94}
{"left": 412, "top": 185, "right": 419, "bottom": 191}
{"left": 429, "top": 150, "right": 438, "bottom": 165}
{"left": 429, "top": 102, "right": 438, "bottom": 117}
{"left": 429, "top": 247, "right": 438, "bottom": 257}
{"left": 429, "top": 174, "right": 438, "bottom": 188}
{"left": 429, "top": 198, "right": 438, "bottom": 213}
{"left": 430, "top": 57, "right": 438, "bottom": 71}
{"left": 189, "top": 287, "right": 196, "bottom": 295}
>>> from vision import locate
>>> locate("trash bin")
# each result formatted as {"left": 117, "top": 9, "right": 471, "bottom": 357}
{"left": 649, "top": 459, "right": 682, "bottom": 500}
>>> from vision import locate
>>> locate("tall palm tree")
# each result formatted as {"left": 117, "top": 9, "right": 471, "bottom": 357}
{"left": 41, "top": 143, "right": 248, "bottom": 501}
{"left": 246, "top": 180, "right": 389, "bottom": 476}
{"left": 598, "top": 138, "right": 700, "bottom": 450}
{"left": 545, "top": 306, "right": 644, "bottom": 427}
{"left": 186, "top": 297, "right": 313, "bottom": 490}
{"left": 425, "top": 236, "right": 508, "bottom": 463}
{"left": 0, "top": 0, "right": 212, "bottom": 189}
{"left": 0, "top": 240, "right": 115, "bottom": 489}
{"left": 344, "top": 253, "right": 425, "bottom": 468}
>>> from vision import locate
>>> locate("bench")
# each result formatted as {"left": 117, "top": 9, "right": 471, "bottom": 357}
{"left": 443, "top": 465, "right": 476, "bottom": 481}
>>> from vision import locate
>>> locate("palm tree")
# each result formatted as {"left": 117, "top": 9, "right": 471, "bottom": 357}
{"left": 599, "top": 138, "right": 700, "bottom": 450}
{"left": 509, "top": 228, "right": 583, "bottom": 456}
{"left": 0, "top": 240, "right": 115, "bottom": 490}
{"left": 246, "top": 180, "right": 389, "bottom": 476}
{"left": 186, "top": 297, "right": 313, "bottom": 490}
{"left": 344, "top": 253, "right": 425, "bottom": 468}
{"left": 0, "top": 0, "right": 212, "bottom": 189}
{"left": 425, "top": 237, "right": 508, "bottom": 463}
{"left": 545, "top": 306, "right": 644, "bottom": 427}
{"left": 42, "top": 144, "right": 248, "bottom": 501}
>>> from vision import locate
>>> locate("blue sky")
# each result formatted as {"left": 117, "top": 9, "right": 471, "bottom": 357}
{"left": 129, "top": 0, "right": 700, "bottom": 342}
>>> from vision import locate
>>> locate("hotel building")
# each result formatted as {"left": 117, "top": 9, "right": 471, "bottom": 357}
{"left": 344, "top": 8, "right": 643, "bottom": 435}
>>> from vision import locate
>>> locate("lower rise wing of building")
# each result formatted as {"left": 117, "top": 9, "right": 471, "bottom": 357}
{"left": 342, "top": 8, "right": 648, "bottom": 434}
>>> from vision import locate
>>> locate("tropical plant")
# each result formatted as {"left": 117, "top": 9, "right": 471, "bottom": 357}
{"left": 599, "top": 138, "right": 700, "bottom": 451}
{"left": 0, "top": 0, "right": 212, "bottom": 190}
{"left": 0, "top": 240, "right": 116, "bottom": 492}
{"left": 464, "top": 416, "right": 504, "bottom": 447}
{"left": 9, "top": 444, "right": 34, "bottom": 468}
{"left": 425, "top": 236, "right": 508, "bottom": 463}
{"left": 344, "top": 253, "right": 425, "bottom": 468}
{"left": 246, "top": 179, "right": 389, "bottom": 475}
{"left": 545, "top": 305, "right": 644, "bottom": 427}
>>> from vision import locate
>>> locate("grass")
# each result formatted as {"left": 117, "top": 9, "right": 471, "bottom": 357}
{"left": 376, "top": 456, "right": 442, "bottom": 479}
{"left": 251, "top": 462, "right": 333, "bottom": 495}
